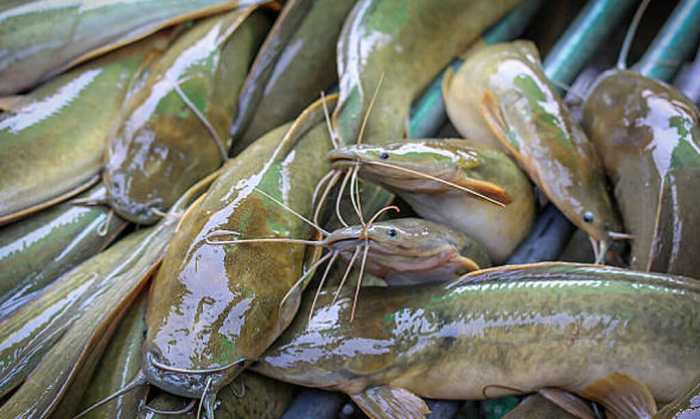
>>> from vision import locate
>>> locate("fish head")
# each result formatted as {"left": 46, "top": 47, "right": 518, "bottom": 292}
{"left": 329, "top": 141, "right": 511, "bottom": 205}
{"left": 327, "top": 218, "right": 482, "bottom": 280}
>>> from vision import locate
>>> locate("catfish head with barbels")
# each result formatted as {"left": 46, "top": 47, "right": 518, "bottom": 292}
{"left": 322, "top": 139, "right": 536, "bottom": 263}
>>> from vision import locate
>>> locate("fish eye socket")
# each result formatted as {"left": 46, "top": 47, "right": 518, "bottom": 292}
{"left": 387, "top": 228, "right": 398, "bottom": 238}
{"left": 379, "top": 152, "right": 389, "bottom": 160}
{"left": 583, "top": 211, "right": 595, "bottom": 223}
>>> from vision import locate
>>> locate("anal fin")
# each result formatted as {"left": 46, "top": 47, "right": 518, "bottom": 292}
{"left": 350, "top": 386, "right": 430, "bottom": 419}
{"left": 581, "top": 372, "right": 657, "bottom": 419}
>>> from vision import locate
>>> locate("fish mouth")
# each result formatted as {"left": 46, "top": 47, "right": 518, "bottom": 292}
{"left": 328, "top": 150, "right": 358, "bottom": 169}
{"left": 143, "top": 351, "right": 243, "bottom": 399}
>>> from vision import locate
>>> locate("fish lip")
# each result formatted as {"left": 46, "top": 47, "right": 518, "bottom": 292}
{"left": 142, "top": 352, "right": 236, "bottom": 399}
{"left": 328, "top": 150, "right": 358, "bottom": 169}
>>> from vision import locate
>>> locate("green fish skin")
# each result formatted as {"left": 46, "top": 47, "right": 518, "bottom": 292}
{"left": 255, "top": 262, "right": 699, "bottom": 418}
{"left": 0, "top": 0, "right": 267, "bottom": 95}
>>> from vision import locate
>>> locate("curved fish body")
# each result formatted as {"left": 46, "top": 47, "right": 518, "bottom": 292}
{"left": 78, "top": 293, "right": 148, "bottom": 419}
{"left": 326, "top": 217, "right": 491, "bottom": 285}
{"left": 104, "top": 8, "right": 270, "bottom": 224}
{"left": 0, "top": 169, "right": 217, "bottom": 419}
{"left": 655, "top": 377, "right": 700, "bottom": 419}
{"left": 332, "top": 0, "right": 519, "bottom": 146}
{"left": 0, "top": 184, "right": 127, "bottom": 319}
{"left": 143, "top": 97, "right": 336, "bottom": 404}
{"left": 444, "top": 41, "right": 620, "bottom": 244}
{"left": 0, "top": 0, "right": 267, "bottom": 95}
{"left": 0, "top": 32, "right": 168, "bottom": 226}
{"left": 142, "top": 372, "right": 294, "bottom": 418}
{"left": 583, "top": 69, "right": 700, "bottom": 273}
{"left": 329, "top": 139, "right": 534, "bottom": 263}
{"left": 255, "top": 263, "right": 700, "bottom": 418}
{"left": 230, "top": 0, "right": 357, "bottom": 152}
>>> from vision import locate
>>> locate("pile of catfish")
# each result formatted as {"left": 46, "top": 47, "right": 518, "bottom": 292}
{"left": 1, "top": 1, "right": 699, "bottom": 419}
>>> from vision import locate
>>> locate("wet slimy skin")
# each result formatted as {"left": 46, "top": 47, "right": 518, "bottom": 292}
{"left": 255, "top": 263, "right": 699, "bottom": 416}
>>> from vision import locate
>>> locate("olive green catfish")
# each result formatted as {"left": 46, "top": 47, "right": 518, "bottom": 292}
{"left": 0, "top": 184, "right": 127, "bottom": 320}
{"left": 583, "top": 70, "right": 700, "bottom": 275}
{"left": 0, "top": 31, "right": 171, "bottom": 225}
{"left": 0, "top": 0, "right": 268, "bottom": 95}
{"left": 230, "top": 0, "right": 357, "bottom": 152}
{"left": 443, "top": 41, "right": 621, "bottom": 259}
{"left": 141, "top": 96, "right": 337, "bottom": 416}
{"left": 329, "top": 0, "right": 520, "bottom": 221}
{"left": 255, "top": 263, "right": 700, "bottom": 419}
{"left": 328, "top": 139, "right": 534, "bottom": 263}
{"left": 103, "top": 7, "right": 270, "bottom": 224}
{"left": 0, "top": 170, "right": 220, "bottom": 418}
{"left": 78, "top": 293, "right": 148, "bottom": 419}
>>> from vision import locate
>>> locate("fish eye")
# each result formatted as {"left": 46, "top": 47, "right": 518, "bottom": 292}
{"left": 387, "top": 228, "right": 398, "bottom": 238}
{"left": 379, "top": 152, "right": 389, "bottom": 160}
{"left": 583, "top": 211, "right": 595, "bottom": 223}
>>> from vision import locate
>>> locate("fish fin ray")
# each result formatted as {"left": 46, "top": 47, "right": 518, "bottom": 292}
{"left": 441, "top": 67, "right": 455, "bottom": 100}
{"left": 538, "top": 388, "right": 595, "bottom": 419}
{"left": 580, "top": 372, "right": 656, "bottom": 419}
{"left": 350, "top": 386, "right": 430, "bottom": 419}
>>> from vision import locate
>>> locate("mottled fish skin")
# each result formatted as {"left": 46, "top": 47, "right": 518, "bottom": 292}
{"left": 231, "top": 0, "right": 357, "bottom": 152}
{"left": 329, "top": 139, "right": 534, "bottom": 263}
{"left": 104, "top": 8, "right": 270, "bottom": 224}
{"left": 0, "top": 184, "right": 127, "bottom": 320}
{"left": 143, "top": 97, "right": 336, "bottom": 400}
{"left": 255, "top": 263, "right": 700, "bottom": 405}
{"left": 583, "top": 69, "right": 700, "bottom": 271}
{"left": 445, "top": 41, "right": 620, "bottom": 242}
{"left": 0, "top": 32, "right": 169, "bottom": 225}
{"left": 0, "top": 0, "right": 268, "bottom": 95}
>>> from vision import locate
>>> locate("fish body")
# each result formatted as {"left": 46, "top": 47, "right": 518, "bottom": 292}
{"left": 444, "top": 41, "right": 620, "bottom": 243}
{"left": 0, "top": 33, "right": 167, "bottom": 225}
{"left": 0, "top": 184, "right": 127, "bottom": 319}
{"left": 256, "top": 263, "right": 700, "bottom": 417}
{"left": 0, "top": 0, "right": 266, "bottom": 94}
{"left": 231, "top": 0, "right": 357, "bottom": 152}
{"left": 143, "top": 98, "right": 336, "bottom": 402}
{"left": 0, "top": 167, "right": 217, "bottom": 418}
{"left": 583, "top": 69, "right": 700, "bottom": 272}
{"left": 104, "top": 8, "right": 270, "bottom": 224}
{"left": 330, "top": 139, "right": 534, "bottom": 263}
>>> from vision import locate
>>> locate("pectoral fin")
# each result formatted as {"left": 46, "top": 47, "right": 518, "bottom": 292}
{"left": 455, "top": 176, "right": 512, "bottom": 206}
{"left": 538, "top": 388, "right": 595, "bottom": 419}
{"left": 581, "top": 373, "right": 657, "bottom": 419}
{"left": 350, "top": 386, "right": 430, "bottom": 419}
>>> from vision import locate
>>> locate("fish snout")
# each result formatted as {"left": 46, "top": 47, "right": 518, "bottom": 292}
{"left": 328, "top": 149, "right": 358, "bottom": 169}
{"left": 142, "top": 351, "right": 227, "bottom": 399}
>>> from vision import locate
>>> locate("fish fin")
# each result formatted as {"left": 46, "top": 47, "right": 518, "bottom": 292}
{"left": 539, "top": 388, "right": 595, "bottom": 419}
{"left": 581, "top": 373, "right": 657, "bottom": 419}
{"left": 455, "top": 177, "right": 512, "bottom": 205}
{"left": 480, "top": 91, "right": 520, "bottom": 159}
{"left": 350, "top": 386, "right": 430, "bottom": 419}
{"left": 454, "top": 255, "right": 481, "bottom": 273}
{"left": 0, "top": 95, "right": 25, "bottom": 111}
